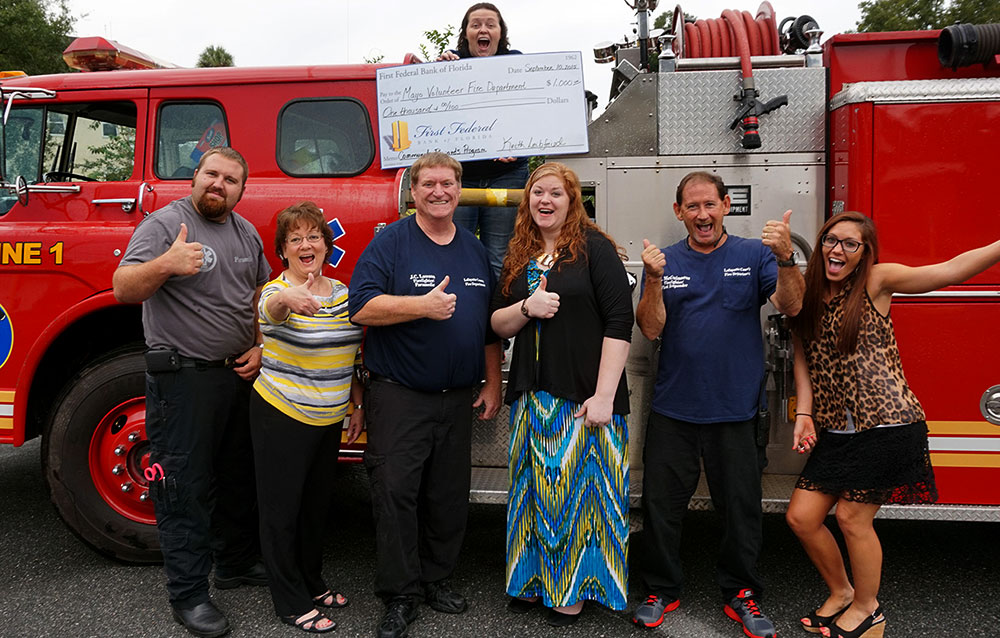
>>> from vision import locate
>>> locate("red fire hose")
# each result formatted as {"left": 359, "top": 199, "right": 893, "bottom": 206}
{"left": 674, "top": 3, "right": 789, "bottom": 149}
{"left": 681, "top": 6, "right": 780, "bottom": 73}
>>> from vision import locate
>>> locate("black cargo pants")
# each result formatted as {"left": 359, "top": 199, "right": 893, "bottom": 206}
{"left": 146, "top": 365, "right": 260, "bottom": 609}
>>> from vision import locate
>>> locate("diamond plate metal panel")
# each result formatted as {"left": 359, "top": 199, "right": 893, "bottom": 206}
{"left": 470, "top": 467, "right": 508, "bottom": 504}
{"left": 659, "top": 67, "right": 826, "bottom": 155}
{"left": 583, "top": 74, "right": 659, "bottom": 158}
{"left": 877, "top": 502, "right": 1000, "bottom": 522}
{"left": 830, "top": 77, "right": 1000, "bottom": 110}
{"left": 471, "top": 394, "right": 510, "bottom": 467}
{"left": 624, "top": 471, "right": 1000, "bottom": 520}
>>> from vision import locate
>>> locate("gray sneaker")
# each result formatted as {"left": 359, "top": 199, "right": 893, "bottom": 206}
{"left": 632, "top": 594, "right": 680, "bottom": 629}
{"left": 724, "top": 589, "right": 776, "bottom": 638}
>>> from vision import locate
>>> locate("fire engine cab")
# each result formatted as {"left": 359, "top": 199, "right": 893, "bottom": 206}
{"left": 1, "top": 4, "right": 999, "bottom": 564}
{"left": 0, "top": 37, "right": 407, "bottom": 561}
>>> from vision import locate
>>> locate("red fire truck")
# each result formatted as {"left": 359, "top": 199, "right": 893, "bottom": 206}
{"left": 0, "top": 37, "right": 408, "bottom": 561}
{"left": 1, "top": 5, "right": 998, "bottom": 564}
{"left": 559, "top": 3, "right": 1000, "bottom": 525}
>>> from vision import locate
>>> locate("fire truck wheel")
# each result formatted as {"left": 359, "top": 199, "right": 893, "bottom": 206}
{"left": 43, "top": 348, "right": 161, "bottom": 564}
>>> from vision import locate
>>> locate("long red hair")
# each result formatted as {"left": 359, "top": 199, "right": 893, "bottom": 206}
{"left": 499, "top": 162, "right": 624, "bottom": 296}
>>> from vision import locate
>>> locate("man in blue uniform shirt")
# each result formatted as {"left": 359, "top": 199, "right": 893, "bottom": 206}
{"left": 632, "top": 172, "right": 804, "bottom": 638}
{"left": 348, "top": 151, "right": 502, "bottom": 638}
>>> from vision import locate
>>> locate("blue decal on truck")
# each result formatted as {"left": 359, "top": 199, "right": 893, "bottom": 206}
{"left": 0, "top": 302, "right": 12, "bottom": 370}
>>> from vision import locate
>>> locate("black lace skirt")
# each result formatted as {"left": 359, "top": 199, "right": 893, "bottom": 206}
{"left": 796, "top": 420, "right": 938, "bottom": 505}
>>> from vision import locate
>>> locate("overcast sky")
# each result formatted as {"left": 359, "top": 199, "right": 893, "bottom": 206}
{"left": 66, "top": 0, "right": 862, "bottom": 109}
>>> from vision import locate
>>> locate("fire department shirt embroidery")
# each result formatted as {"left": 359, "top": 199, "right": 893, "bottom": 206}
{"left": 409, "top": 273, "right": 436, "bottom": 287}
{"left": 660, "top": 274, "right": 691, "bottom": 289}
{"left": 650, "top": 235, "right": 777, "bottom": 423}
{"left": 347, "top": 215, "right": 497, "bottom": 392}
{"left": 200, "top": 245, "right": 217, "bottom": 273}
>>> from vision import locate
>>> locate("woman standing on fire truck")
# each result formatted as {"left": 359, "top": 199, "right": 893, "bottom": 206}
{"left": 250, "top": 202, "right": 364, "bottom": 634}
{"left": 785, "top": 211, "right": 1000, "bottom": 638}
{"left": 438, "top": 2, "right": 528, "bottom": 281}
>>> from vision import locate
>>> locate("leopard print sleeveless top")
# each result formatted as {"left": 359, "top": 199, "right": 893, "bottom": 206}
{"left": 803, "top": 288, "right": 925, "bottom": 432}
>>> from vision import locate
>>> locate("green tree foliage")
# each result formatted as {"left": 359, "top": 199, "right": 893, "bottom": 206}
{"left": 0, "top": 0, "right": 75, "bottom": 75}
{"left": 419, "top": 26, "right": 456, "bottom": 62}
{"left": 856, "top": 0, "right": 945, "bottom": 31}
{"left": 946, "top": 0, "right": 1000, "bottom": 24}
{"left": 653, "top": 10, "right": 697, "bottom": 32}
{"left": 362, "top": 26, "right": 454, "bottom": 64}
{"left": 196, "top": 45, "right": 234, "bottom": 67}
{"left": 76, "top": 121, "right": 135, "bottom": 182}
{"left": 856, "top": 0, "right": 1000, "bottom": 32}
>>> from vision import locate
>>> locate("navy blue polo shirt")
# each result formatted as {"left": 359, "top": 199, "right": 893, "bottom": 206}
{"left": 348, "top": 215, "right": 496, "bottom": 392}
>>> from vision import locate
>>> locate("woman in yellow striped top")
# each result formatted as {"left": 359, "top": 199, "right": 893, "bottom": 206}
{"left": 250, "top": 202, "right": 363, "bottom": 634}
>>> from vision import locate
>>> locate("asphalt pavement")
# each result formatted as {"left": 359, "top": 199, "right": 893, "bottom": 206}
{"left": 1, "top": 438, "right": 997, "bottom": 638}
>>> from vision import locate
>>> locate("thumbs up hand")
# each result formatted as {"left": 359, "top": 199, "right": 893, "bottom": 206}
{"left": 762, "top": 210, "right": 795, "bottom": 262}
{"left": 424, "top": 275, "right": 457, "bottom": 320}
{"left": 165, "top": 223, "right": 205, "bottom": 276}
{"left": 280, "top": 272, "right": 323, "bottom": 317}
{"left": 523, "top": 274, "right": 560, "bottom": 320}
{"left": 641, "top": 239, "right": 665, "bottom": 279}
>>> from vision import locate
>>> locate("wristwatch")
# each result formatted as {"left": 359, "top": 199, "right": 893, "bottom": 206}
{"left": 520, "top": 298, "right": 530, "bottom": 317}
{"left": 777, "top": 254, "right": 796, "bottom": 267}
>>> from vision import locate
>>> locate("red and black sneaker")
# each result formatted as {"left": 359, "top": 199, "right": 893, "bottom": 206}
{"left": 632, "top": 594, "right": 680, "bottom": 628}
{"left": 724, "top": 588, "right": 776, "bottom": 638}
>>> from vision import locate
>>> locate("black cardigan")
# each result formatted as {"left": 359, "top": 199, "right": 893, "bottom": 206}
{"left": 491, "top": 230, "right": 634, "bottom": 413}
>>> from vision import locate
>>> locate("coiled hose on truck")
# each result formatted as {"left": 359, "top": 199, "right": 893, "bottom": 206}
{"left": 671, "top": 2, "right": 817, "bottom": 149}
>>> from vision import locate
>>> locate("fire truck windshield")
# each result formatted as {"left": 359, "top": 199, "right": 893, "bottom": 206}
{"left": 2, "top": 99, "right": 137, "bottom": 215}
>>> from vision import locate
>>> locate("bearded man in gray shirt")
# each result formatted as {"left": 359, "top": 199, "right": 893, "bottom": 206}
{"left": 113, "top": 147, "right": 271, "bottom": 638}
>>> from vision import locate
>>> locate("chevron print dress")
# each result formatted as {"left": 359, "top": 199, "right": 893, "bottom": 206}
{"left": 504, "top": 260, "right": 629, "bottom": 610}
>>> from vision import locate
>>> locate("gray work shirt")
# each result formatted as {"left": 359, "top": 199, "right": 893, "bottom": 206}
{"left": 119, "top": 196, "right": 271, "bottom": 360}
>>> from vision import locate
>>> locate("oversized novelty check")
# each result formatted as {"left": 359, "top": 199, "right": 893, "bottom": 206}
{"left": 376, "top": 51, "right": 589, "bottom": 169}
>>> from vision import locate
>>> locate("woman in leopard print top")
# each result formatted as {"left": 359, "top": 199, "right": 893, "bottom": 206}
{"left": 783, "top": 211, "right": 1000, "bottom": 638}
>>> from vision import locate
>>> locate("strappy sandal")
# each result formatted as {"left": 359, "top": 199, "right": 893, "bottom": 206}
{"left": 313, "top": 590, "right": 349, "bottom": 608}
{"left": 281, "top": 609, "right": 336, "bottom": 633}
{"left": 821, "top": 607, "right": 885, "bottom": 638}
{"left": 800, "top": 603, "right": 851, "bottom": 633}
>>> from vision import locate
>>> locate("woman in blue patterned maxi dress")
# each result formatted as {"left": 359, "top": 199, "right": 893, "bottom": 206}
{"left": 489, "top": 162, "right": 634, "bottom": 626}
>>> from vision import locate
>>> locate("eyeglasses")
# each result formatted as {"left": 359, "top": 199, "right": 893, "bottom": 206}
{"left": 820, "top": 234, "right": 863, "bottom": 253}
{"left": 287, "top": 233, "right": 323, "bottom": 246}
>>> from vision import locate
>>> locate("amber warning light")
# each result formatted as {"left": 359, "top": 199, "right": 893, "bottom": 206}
{"left": 62, "top": 37, "right": 180, "bottom": 72}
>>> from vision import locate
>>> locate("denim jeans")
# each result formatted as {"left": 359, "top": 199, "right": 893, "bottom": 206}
{"left": 455, "top": 163, "right": 530, "bottom": 282}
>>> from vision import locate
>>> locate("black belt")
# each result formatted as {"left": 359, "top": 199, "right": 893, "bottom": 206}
{"left": 370, "top": 374, "right": 470, "bottom": 393}
{"left": 178, "top": 355, "right": 237, "bottom": 369}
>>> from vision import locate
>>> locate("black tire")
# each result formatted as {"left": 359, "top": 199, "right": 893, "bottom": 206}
{"left": 43, "top": 347, "right": 161, "bottom": 564}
